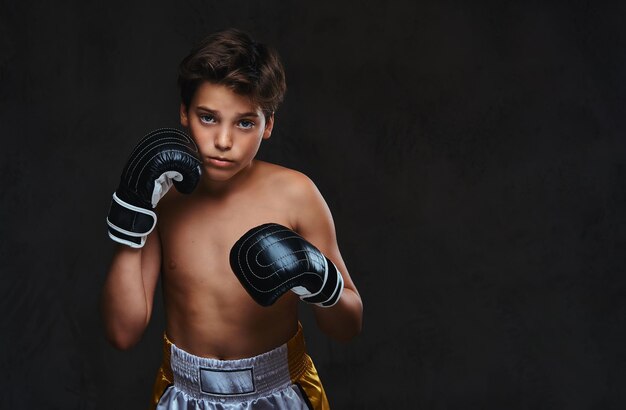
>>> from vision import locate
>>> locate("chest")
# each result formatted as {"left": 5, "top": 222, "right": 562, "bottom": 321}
{"left": 156, "top": 189, "right": 294, "bottom": 282}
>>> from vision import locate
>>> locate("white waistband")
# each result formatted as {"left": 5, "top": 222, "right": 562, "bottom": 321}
{"left": 169, "top": 342, "right": 293, "bottom": 402}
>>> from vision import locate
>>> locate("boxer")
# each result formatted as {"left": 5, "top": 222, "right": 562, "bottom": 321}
{"left": 101, "top": 28, "right": 363, "bottom": 410}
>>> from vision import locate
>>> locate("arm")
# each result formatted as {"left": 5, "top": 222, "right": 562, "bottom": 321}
{"left": 101, "top": 228, "right": 162, "bottom": 350}
{"left": 101, "top": 128, "right": 200, "bottom": 349}
{"left": 290, "top": 175, "right": 363, "bottom": 342}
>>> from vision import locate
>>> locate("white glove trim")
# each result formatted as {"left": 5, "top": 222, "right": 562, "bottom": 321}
{"left": 106, "top": 192, "right": 157, "bottom": 236}
{"left": 320, "top": 270, "right": 344, "bottom": 308}
{"left": 291, "top": 259, "right": 344, "bottom": 307}
{"left": 107, "top": 230, "right": 146, "bottom": 248}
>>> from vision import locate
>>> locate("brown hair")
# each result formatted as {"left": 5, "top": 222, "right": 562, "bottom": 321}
{"left": 178, "top": 28, "right": 287, "bottom": 118}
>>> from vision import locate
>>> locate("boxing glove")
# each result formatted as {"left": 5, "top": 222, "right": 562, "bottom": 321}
{"left": 107, "top": 128, "right": 202, "bottom": 248}
{"left": 229, "top": 223, "right": 344, "bottom": 307}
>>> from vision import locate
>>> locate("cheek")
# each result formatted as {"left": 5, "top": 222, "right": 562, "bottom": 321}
{"left": 250, "top": 132, "right": 265, "bottom": 148}
{"left": 188, "top": 128, "right": 210, "bottom": 153}
{"left": 239, "top": 136, "right": 263, "bottom": 157}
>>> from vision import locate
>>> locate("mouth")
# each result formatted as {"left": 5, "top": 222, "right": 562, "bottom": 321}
{"left": 206, "top": 156, "right": 235, "bottom": 167}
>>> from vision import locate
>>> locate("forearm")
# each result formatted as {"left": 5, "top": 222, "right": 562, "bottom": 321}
{"left": 313, "top": 288, "right": 363, "bottom": 342}
{"left": 101, "top": 245, "right": 151, "bottom": 349}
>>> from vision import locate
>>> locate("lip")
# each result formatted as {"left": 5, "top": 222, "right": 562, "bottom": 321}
{"left": 206, "top": 156, "right": 235, "bottom": 168}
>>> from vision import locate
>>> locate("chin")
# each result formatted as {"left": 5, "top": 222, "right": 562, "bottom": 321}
{"left": 202, "top": 168, "right": 237, "bottom": 182}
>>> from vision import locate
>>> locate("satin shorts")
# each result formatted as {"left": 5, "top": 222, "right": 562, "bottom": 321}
{"left": 151, "top": 324, "right": 329, "bottom": 409}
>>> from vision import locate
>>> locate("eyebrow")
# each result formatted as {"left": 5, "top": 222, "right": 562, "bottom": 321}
{"left": 196, "top": 106, "right": 259, "bottom": 118}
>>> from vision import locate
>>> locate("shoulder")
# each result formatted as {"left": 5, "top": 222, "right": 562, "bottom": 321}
{"left": 253, "top": 160, "right": 318, "bottom": 197}
{"left": 252, "top": 160, "right": 328, "bottom": 231}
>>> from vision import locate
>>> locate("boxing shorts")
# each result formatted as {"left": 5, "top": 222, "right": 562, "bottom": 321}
{"left": 151, "top": 324, "right": 329, "bottom": 409}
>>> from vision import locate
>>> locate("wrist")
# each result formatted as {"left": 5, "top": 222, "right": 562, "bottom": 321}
{"left": 300, "top": 259, "right": 344, "bottom": 308}
{"left": 106, "top": 192, "right": 157, "bottom": 248}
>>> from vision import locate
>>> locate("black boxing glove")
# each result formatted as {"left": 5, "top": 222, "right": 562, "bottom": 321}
{"left": 229, "top": 223, "right": 344, "bottom": 307}
{"left": 106, "top": 128, "right": 201, "bottom": 248}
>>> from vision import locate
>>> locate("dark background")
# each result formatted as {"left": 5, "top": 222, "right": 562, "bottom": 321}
{"left": 1, "top": 1, "right": 625, "bottom": 408}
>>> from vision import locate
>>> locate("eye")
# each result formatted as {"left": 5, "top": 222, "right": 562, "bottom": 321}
{"left": 199, "top": 114, "right": 216, "bottom": 124}
{"left": 238, "top": 119, "right": 255, "bottom": 129}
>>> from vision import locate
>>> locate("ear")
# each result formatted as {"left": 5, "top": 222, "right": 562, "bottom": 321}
{"left": 180, "top": 103, "right": 189, "bottom": 127}
{"left": 262, "top": 113, "right": 274, "bottom": 140}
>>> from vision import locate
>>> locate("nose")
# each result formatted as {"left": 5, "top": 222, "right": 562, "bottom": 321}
{"left": 214, "top": 126, "right": 233, "bottom": 151}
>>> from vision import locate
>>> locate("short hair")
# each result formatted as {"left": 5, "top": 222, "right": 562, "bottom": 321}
{"left": 178, "top": 28, "right": 287, "bottom": 118}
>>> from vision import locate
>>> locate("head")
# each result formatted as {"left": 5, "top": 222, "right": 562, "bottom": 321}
{"left": 178, "top": 28, "right": 286, "bottom": 121}
{"left": 177, "top": 29, "right": 287, "bottom": 183}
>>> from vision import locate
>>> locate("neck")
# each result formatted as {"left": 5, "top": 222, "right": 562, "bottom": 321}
{"left": 196, "top": 161, "right": 256, "bottom": 198}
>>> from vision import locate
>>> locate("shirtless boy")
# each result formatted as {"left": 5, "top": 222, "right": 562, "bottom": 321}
{"left": 102, "top": 28, "right": 362, "bottom": 409}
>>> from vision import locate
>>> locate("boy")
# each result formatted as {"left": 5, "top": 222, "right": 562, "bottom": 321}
{"left": 102, "top": 28, "right": 362, "bottom": 409}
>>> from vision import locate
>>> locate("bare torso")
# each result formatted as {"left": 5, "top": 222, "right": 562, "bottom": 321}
{"left": 157, "top": 161, "right": 301, "bottom": 359}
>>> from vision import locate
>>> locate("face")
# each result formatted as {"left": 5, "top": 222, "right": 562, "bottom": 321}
{"left": 180, "top": 81, "right": 274, "bottom": 183}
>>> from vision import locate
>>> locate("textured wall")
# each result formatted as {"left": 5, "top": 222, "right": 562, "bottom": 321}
{"left": 1, "top": 1, "right": 625, "bottom": 408}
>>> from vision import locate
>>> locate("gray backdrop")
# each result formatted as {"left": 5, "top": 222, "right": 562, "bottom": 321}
{"left": 1, "top": 1, "right": 625, "bottom": 409}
